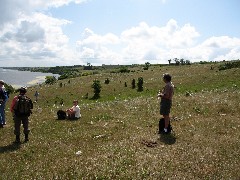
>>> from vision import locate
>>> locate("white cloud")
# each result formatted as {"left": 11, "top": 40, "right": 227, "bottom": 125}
{"left": 75, "top": 20, "right": 240, "bottom": 65}
{"left": 201, "top": 36, "right": 240, "bottom": 49}
{"left": 0, "top": 0, "right": 239, "bottom": 67}
{"left": 28, "top": 0, "right": 88, "bottom": 9}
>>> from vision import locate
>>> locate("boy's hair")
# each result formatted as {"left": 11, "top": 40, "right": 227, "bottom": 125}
{"left": 163, "top": 73, "right": 172, "bottom": 82}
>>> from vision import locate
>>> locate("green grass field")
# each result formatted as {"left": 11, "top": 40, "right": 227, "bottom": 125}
{"left": 1, "top": 63, "right": 240, "bottom": 179}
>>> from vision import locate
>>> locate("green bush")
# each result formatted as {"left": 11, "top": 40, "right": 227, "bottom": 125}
{"left": 91, "top": 80, "right": 102, "bottom": 99}
{"left": 45, "top": 76, "right": 57, "bottom": 84}
{"left": 137, "top": 77, "right": 143, "bottom": 92}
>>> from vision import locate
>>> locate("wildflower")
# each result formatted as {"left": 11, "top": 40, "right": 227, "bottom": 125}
{"left": 76, "top": 151, "right": 82, "bottom": 155}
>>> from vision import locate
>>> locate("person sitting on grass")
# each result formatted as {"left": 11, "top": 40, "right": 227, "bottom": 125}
{"left": 66, "top": 100, "right": 81, "bottom": 120}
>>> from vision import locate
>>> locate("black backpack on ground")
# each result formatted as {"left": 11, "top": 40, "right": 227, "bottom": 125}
{"left": 158, "top": 118, "right": 172, "bottom": 134}
{"left": 57, "top": 110, "right": 66, "bottom": 120}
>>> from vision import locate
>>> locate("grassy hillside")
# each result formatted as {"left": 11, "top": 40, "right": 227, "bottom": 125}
{"left": 1, "top": 63, "right": 240, "bottom": 179}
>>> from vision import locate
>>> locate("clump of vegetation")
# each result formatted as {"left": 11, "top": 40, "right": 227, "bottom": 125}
{"left": 143, "top": 62, "right": 151, "bottom": 70}
{"left": 91, "top": 79, "right": 102, "bottom": 99}
{"left": 131, "top": 79, "right": 136, "bottom": 89}
{"left": 45, "top": 76, "right": 57, "bottom": 84}
{"left": 119, "top": 66, "right": 130, "bottom": 73}
{"left": 137, "top": 77, "right": 144, "bottom": 91}
{"left": 4, "top": 83, "right": 14, "bottom": 95}
{"left": 218, "top": 60, "right": 240, "bottom": 70}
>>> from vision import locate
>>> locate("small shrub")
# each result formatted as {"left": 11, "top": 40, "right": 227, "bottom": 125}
{"left": 137, "top": 77, "right": 143, "bottom": 92}
{"left": 119, "top": 66, "right": 130, "bottom": 73}
{"left": 132, "top": 79, "right": 136, "bottom": 89}
{"left": 45, "top": 76, "right": 57, "bottom": 85}
{"left": 91, "top": 80, "right": 102, "bottom": 99}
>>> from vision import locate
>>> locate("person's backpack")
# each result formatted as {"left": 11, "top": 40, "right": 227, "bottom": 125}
{"left": 158, "top": 118, "right": 172, "bottom": 134}
{"left": 14, "top": 95, "right": 33, "bottom": 116}
{"left": 57, "top": 110, "right": 66, "bottom": 120}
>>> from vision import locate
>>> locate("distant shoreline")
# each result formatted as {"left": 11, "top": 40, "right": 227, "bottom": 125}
{"left": 0, "top": 68, "right": 59, "bottom": 88}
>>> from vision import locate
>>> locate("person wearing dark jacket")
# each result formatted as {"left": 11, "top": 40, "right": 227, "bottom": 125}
{"left": 0, "top": 80, "right": 8, "bottom": 128}
{"left": 10, "top": 87, "right": 33, "bottom": 143}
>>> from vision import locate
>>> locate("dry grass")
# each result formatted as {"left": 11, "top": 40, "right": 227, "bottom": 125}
{"left": 0, "top": 63, "right": 240, "bottom": 179}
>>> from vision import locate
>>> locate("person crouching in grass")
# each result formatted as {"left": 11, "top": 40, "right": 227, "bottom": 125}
{"left": 157, "top": 73, "right": 174, "bottom": 134}
{"left": 66, "top": 100, "right": 81, "bottom": 120}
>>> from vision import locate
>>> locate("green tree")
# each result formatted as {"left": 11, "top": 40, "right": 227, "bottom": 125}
{"left": 143, "top": 62, "right": 151, "bottom": 70}
{"left": 45, "top": 76, "right": 57, "bottom": 85}
{"left": 173, "top": 58, "right": 180, "bottom": 66}
{"left": 186, "top": 60, "right": 191, "bottom": 65}
{"left": 4, "top": 83, "right": 14, "bottom": 95}
{"left": 168, "top": 59, "right": 172, "bottom": 65}
{"left": 91, "top": 80, "right": 101, "bottom": 99}
{"left": 180, "top": 58, "right": 185, "bottom": 65}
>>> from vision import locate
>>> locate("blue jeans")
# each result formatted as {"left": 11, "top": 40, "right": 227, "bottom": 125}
{"left": 0, "top": 102, "right": 6, "bottom": 125}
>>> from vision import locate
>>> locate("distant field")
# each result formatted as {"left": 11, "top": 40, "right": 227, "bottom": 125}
{"left": 1, "top": 63, "right": 239, "bottom": 179}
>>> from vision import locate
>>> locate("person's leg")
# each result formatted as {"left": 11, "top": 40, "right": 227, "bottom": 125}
{"left": 66, "top": 109, "right": 71, "bottom": 119}
{"left": 67, "top": 110, "right": 75, "bottom": 120}
{"left": 22, "top": 117, "right": 30, "bottom": 142}
{"left": 2, "top": 103, "right": 6, "bottom": 125}
{"left": 160, "top": 100, "right": 170, "bottom": 132}
{"left": 0, "top": 102, "right": 6, "bottom": 125}
{"left": 14, "top": 116, "right": 21, "bottom": 142}
{"left": 0, "top": 105, "right": 4, "bottom": 126}
{"left": 69, "top": 113, "right": 75, "bottom": 120}
{"left": 163, "top": 114, "right": 170, "bottom": 129}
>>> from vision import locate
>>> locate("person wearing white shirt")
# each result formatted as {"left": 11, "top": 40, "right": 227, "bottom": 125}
{"left": 66, "top": 100, "right": 81, "bottom": 120}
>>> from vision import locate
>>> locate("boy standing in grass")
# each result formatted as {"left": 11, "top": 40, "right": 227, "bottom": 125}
{"left": 157, "top": 73, "right": 174, "bottom": 134}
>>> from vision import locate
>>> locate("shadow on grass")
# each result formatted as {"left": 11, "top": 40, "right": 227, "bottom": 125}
{"left": 159, "top": 133, "right": 176, "bottom": 145}
{"left": 56, "top": 118, "right": 80, "bottom": 122}
{"left": 0, "top": 142, "right": 21, "bottom": 153}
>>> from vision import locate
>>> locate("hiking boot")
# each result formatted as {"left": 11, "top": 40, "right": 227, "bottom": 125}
{"left": 24, "top": 134, "right": 29, "bottom": 142}
{"left": 160, "top": 130, "right": 170, "bottom": 135}
{"left": 14, "top": 135, "right": 20, "bottom": 143}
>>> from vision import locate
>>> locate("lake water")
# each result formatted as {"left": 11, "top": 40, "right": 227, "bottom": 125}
{"left": 0, "top": 68, "right": 59, "bottom": 88}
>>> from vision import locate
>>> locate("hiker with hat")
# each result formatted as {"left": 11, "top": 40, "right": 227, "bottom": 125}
{"left": 10, "top": 87, "right": 33, "bottom": 143}
{"left": 0, "top": 80, "right": 8, "bottom": 128}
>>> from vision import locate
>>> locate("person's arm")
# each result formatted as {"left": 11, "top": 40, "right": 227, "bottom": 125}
{"left": 72, "top": 106, "right": 77, "bottom": 113}
{"left": 10, "top": 96, "right": 18, "bottom": 112}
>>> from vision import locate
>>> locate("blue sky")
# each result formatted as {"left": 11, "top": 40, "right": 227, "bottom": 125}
{"left": 0, "top": 0, "right": 239, "bottom": 67}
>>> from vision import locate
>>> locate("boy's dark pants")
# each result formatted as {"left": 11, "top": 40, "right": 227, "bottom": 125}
{"left": 14, "top": 115, "right": 30, "bottom": 141}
